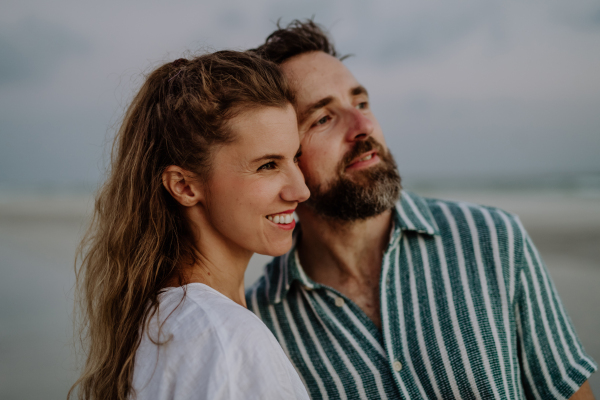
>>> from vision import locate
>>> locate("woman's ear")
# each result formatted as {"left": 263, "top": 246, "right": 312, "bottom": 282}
{"left": 162, "top": 166, "right": 204, "bottom": 207}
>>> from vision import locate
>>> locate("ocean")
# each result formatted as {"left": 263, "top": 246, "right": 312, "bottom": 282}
{"left": 1, "top": 188, "right": 598, "bottom": 398}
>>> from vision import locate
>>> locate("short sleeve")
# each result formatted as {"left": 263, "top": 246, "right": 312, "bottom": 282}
{"left": 513, "top": 218, "right": 597, "bottom": 400}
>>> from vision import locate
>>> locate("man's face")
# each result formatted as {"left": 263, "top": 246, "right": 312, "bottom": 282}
{"left": 281, "top": 51, "right": 401, "bottom": 221}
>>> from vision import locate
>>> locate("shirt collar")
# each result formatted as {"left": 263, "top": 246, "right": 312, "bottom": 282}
{"left": 267, "top": 191, "right": 439, "bottom": 304}
{"left": 394, "top": 190, "right": 439, "bottom": 236}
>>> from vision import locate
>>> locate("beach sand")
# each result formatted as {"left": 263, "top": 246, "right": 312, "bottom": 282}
{"left": 1, "top": 190, "right": 598, "bottom": 398}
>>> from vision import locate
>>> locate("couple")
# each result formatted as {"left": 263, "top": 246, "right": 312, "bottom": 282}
{"left": 72, "top": 21, "right": 596, "bottom": 399}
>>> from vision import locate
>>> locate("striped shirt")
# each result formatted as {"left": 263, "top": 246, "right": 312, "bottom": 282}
{"left": 246, "top": 191, "right": 597, "bottom": 399}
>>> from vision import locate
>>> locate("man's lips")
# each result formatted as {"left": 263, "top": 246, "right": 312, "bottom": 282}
{"left": 345, "top": 151, "right": 379, "bottom": 170}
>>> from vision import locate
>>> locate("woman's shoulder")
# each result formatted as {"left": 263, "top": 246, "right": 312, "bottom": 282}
{"left": 155, "top": 282, "right": 301, "bottom": 372}
{"left": 157, "top": 283, "right": 261, "bottom": 334}
{"left": 134, "top": 283, "right": 309, "bottom": 399}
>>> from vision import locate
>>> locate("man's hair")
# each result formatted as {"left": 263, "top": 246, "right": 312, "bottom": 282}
{"left": 250, "top": 19, "right": 345, "bottom": 64}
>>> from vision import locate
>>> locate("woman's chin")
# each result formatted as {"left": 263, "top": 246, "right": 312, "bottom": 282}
{"left": 255, "top": 237, "right": 294, "bottom": 257}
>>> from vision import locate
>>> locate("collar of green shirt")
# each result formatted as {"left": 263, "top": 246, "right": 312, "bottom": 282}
{"left": 266, "top": 191, "right": 441, "bottom": 304}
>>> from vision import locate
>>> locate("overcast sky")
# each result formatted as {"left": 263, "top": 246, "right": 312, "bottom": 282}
{"left": 1, "top": 0, "right": 599, "bottom": 191}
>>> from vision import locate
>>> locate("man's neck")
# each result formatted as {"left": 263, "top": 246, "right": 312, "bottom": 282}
{"left": 296, "top": 207, "right": 394, "bottom": 328}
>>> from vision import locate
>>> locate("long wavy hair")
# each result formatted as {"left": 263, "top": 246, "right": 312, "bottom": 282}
{"left": 69, "top": 51, "right": 294, "bottom": 400}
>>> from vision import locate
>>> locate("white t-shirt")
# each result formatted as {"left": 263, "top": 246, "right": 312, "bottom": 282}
{"left": 132, "top": 283, "right": 309, "bottom": 400}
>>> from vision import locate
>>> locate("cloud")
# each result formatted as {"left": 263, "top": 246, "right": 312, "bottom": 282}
{"left": 324, "top": 2, "right": 509, "bottom": 66}
{"left": 547, "top": 1, "right": 600, "bottom": 30}
{"left": 0, "top": 16, "right": 90, "bottom": 85}
{"left": 0, "top": 0, "right": 599, "bottom": 189}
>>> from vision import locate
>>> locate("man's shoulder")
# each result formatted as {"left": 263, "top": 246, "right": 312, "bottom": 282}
{"left": 405, "top": 191, "right": 522, "bottom": 231}
{"left": 400, "top": 191, "right": 528, "bottom": 254}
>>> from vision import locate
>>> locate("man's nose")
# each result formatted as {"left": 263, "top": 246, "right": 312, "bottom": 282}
{"left": 345, "top": 108, "right": 374, "bottom": 142}
{"left": 281, "top": 165, "right": 310, "bottom": 204}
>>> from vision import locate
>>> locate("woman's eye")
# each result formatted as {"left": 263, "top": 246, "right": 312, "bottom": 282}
{"left": 356, "top": 102, "right": 367, "bottom": 110}
{"left": 293, "top": 151, "right": 302, "bottom": 163}
{"left": 258, "top": 161, "right": 276, "bottom": 171}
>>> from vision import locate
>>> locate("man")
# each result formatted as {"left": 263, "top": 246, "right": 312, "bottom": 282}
{"left": 245, "top": 20, "right": 596, "bottom": 399}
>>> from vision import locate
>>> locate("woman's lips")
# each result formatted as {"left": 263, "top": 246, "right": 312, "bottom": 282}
{"left": 268, "top": 218, "right": 296, "bottom": 231}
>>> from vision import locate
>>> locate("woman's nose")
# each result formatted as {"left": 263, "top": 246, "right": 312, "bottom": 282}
{"left": 281, "top": 165, "right": 310, "bottom": 203}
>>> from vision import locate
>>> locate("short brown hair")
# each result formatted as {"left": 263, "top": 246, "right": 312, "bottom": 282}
{"left": 249, "top": 19, "right": 343, "bottom": 64}
{"left": 71, "top": 50, "right": 293, "bottom": 400}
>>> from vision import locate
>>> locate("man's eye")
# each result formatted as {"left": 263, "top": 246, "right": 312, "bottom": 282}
{"left": 258, "top": 161, "right": 276, "bottom": 171}
{"left": 314, "top": 115, "right": 330, "bottom": 126}
{"left": 356, "top": 102, "right": 368, "bottom": 110}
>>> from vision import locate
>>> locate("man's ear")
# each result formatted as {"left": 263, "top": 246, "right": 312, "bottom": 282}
{"left": 162, "top": 166, "right": 204, "bottom": 207}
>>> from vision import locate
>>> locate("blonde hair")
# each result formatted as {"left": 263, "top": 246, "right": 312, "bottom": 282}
{"left": 70, "top": 51, "right": 293, "bottom": 399}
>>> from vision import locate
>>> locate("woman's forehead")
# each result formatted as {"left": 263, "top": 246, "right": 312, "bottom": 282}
{"left": 218, "top": 105, "right": 299, "bottom": 159}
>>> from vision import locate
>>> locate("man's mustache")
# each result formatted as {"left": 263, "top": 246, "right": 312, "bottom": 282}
{"left": 340, "top": 138, "right": 385, "bottom": 170}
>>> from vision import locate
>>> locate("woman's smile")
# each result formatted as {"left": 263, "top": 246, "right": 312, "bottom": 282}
{"left": 266, "top": 209, "right": 296, "bottom": 230}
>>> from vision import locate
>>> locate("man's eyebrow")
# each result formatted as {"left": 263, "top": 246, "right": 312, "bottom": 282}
{"left": 298, "top": 96, "right": 333, "bottom": 125}
{"left": 250, "top": 154, "right": 284, "bottom": 164}
{"left": 298, "top": 87, "right": 369, "bottom": 126}
{"left": 351, "top": 85, "right": 368, "bottom": 97}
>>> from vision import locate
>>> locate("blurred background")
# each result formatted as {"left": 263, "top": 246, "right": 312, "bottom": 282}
{"left": 1, "top": 0, "right": 599, "bottom": 398}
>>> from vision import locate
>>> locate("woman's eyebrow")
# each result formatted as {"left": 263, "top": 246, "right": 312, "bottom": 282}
{"left": 250, "top": 154, "right": 284, "bottom": 164}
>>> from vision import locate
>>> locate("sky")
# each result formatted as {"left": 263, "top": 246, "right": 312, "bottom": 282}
{"left": 1, "top": 0, "right": 599, "bottom": 191}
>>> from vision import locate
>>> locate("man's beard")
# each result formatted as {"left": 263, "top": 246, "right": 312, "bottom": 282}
{"left": 303, "top": 138, "right": 401, "bottom": 222}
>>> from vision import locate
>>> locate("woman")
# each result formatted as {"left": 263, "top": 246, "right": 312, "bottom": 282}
{"left": 70, "top": 51, "right": 310, "bottom": 399}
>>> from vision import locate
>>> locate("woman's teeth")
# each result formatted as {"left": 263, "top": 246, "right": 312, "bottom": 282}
{"left": 267, "top": 213, "right": 294, "bottom": 224}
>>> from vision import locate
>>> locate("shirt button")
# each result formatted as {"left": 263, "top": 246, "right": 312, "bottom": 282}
{"left": 393, "top": 360, "right": 403, "bottom": 372}
{"left": 335, "top": 297, "right": 345, "bottom": 307}
{"left": 386, "top": 276, "right": 390, "bottom": 285}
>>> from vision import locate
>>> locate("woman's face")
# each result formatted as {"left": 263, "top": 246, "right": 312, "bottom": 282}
{"left": 203, "top": 104, "right": 310, "bottom": 257}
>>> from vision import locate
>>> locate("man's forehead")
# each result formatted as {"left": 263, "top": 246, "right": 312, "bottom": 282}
{"left": 281, "top": 51, "right": 360, "bottom": 104}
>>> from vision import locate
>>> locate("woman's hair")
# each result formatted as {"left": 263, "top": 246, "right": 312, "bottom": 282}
{"left": 70, "top": 51, "right": 294, "bottom": 400}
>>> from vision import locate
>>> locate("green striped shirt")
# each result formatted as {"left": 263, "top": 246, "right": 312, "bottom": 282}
{"left": 246, "top": 191, "right": 596, "bottom": 399}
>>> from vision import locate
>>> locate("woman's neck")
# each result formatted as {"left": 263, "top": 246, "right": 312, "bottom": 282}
{"left": 185, "top": 248, "right": 250, "bottom": 307}
{"left": 176, "top": 207, "right": 253, "bottom": 307}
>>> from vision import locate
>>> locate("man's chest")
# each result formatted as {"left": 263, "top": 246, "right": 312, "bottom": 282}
{"left": 262, "top": 246, "right": 518, "bottom": 400}
{"left": 329, "top": 278, "right": 382, "bottom": 329}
